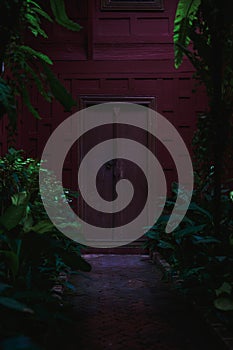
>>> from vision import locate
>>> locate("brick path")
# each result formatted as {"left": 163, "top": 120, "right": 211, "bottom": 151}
{"left": 63, "top": 255, "right": 220, "bottom": 350}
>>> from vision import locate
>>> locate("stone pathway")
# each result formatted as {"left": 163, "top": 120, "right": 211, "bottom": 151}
{"left": 62, "top": 255, "right": 221, "bottom": 350}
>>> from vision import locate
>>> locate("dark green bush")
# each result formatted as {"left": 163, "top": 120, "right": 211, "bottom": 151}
{"left": 145, "top": 179, "right": 233, "bottom": 329}
{"left": 0, "top": 148, "right": 91, "bottom": 349}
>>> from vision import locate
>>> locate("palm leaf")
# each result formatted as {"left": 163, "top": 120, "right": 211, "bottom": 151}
{"left": 50, "top": 0, "right": 82, "bottom": 31}
{"left": 24, "top": 62, "right": 52, "bottom": 102}
{"left": 174, "top": 0, "right": 201, "bottom": 68}
{"left": 0, "top": 78, "right": 17, "bottom": 127}
{"left": 21, "top": 88, "right": 41, "bottom": 120}
{"left": 0, "top": 251, "right": 19, "bottom": 278}
{"left": 32, "top": 7, "right": 53, "bottom": 23}
{"left": 19, "top": 46, "right": 53, "bottom": 65}
{"left": 42, "top": 63, "right": 76, "bottom": 111}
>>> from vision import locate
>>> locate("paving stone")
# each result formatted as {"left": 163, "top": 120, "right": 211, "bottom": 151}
{"left": 58, "top": 255, "right": 222, "bottom": 350}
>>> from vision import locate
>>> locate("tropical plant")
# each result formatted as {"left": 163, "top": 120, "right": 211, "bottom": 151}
{"left": 0, "top": 0, "right": 82, "bottom": 134}
{"left": 146, "top": 0, "right": 233, "bottom": 333}
{"left": 145, "top": 181, "right": 233, "bottom": 327}
{"left": 0, "top": 149, "right": 91, "bottom": 349}
{"left": 173, "top": 0, "right": 233, "bottom": 231}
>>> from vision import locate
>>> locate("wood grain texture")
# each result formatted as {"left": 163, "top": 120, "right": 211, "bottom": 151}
{"left": 1, "top": 0, "right": 208, "bottom": 196}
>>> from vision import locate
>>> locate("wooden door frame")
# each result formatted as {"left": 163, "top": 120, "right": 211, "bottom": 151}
{"left": 78, "top": 95, "right": 156, "bottom": 110}
{"left": 100, "top": 0, "right": 164, "bottom": 11}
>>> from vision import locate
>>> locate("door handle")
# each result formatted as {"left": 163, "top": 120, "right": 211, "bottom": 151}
{"left": 105, "top": 160, "right": 114, "bottom": 169}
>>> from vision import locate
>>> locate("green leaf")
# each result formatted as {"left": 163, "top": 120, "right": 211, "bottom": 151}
{"left": 174, "top": 224, "right": 206, "bottom": 239}
{"left": 31, "top": 220, "right": 54, "bottom": 234}
{"left": 0, "top": 78, "right": 12, "bottom": 108}
{"left": 188, "top": 202, "right": 213, "bottom": 221}
{"left": 215, "top": 282, "right": 232, "bottom": 297}
{"left": 11, "top": 191, "right": 28, "bottom": 206}
{"left": 24, "top": 62, "right": 52, "bottom": 102}
{"left": 145, "top": 230, "right": 160, "bottom": 240}
{"left": 58, "top": 221, "right": 81, "bottom": 230}
{"left": 23, "top": 212, "right": 34, "bottom": 233}
{"left": 0, "top": 78, "right": 17, "bottom": 127}
{"left": 19, "top": 46, "right": 53, "bottom": 65}
{"left": 174, "top": 0, "right": 201, "bottom": 68}
{"left": 0, "top": 204, "right": 27, "bottom": 231}
{"left": 64, "top": 281, "right": 76, "bottom": 292}
{"left": 32, "top": 7, "right": 53, "bottom": 23}
{"left": 21, "top": 89, "right": 41, "bottom": 120}
{"left": 1, "top": 335, "right": 41, "bottom": 350}
{"left": 50, "top": 0, "right": 82, "bottom": 31}
{"left": 182, "top": 266, "right": 204, "bottom": 278}
{"left": 42, "top": 63, "right": 76, "bottom": 111}
{"left": 0, "top": 250, "right": 19, "bottom": 278}
{"left": 229, "top": 234, "right": 233, "bottom": 245}
{"left": 25, "top": 13, "right": 48, "bottom": 38}
{"left": 214, "top": 297, "right": 233, "bottom": 311}
{"left": 157, "top": 240, "right": 175, "bottom": 250}
{"left": 192, "top": 235, "right": 221, "bottom": 244}
{"left": 0, "top": 283, "right": 12, "bottom": 293}
{"left": 0, "top": 297, "right": 33, "bottom": 313}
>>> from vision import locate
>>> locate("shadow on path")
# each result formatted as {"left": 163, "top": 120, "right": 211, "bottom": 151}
{"left": 59, "top": 255, "right": 221, "bottom": 350}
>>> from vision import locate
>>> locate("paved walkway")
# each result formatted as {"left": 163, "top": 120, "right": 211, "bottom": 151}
{"left": 63, "top": 255, "right": 220, "bottom": 350}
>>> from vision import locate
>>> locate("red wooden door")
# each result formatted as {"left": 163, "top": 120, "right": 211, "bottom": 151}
{"left": 73, "top": 96, "right": 156, "bottom": 248}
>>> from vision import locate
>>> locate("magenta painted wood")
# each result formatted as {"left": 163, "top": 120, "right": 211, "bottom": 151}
{"left": 0, "top": 0, "right": 208, "bottom": 220}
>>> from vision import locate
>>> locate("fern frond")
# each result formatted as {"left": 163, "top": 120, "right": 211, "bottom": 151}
{"left": 21, "top": 88, "right": 41, "bottom": 120}
{"left": 19, "top": 46, "right": 53, "bottom": 65}
{"left": 174, "top": 0, "right": 201, "bottom": 68}
{"left": 42, "top": 63, "right": 76, "bottom": 111}
{"left": 0, "top": 78, "right": 17, "bottom": 127}
{"left": 50, "top": 0, "right": 82, "bottom": 31}
{"left": 26, "top": 0, "right": 40, "bottom": 9}
{"left": 32, "top": 7, "right": 53, "bottom": 22}
{"left": 0, "top": 78, "right": 11, "bottom": 108}
{"left": 24, "top": 63, "right": 52, "bottom": 102}
{"left": 25, "top": 13, "right": 48, "bottom": 38}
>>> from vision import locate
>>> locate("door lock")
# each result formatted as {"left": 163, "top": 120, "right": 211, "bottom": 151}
{"left": 105, "top": 160, "right": 115, "bottom": 169}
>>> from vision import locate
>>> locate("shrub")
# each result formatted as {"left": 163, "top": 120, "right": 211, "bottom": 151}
{"left": 0, "top": 148, "right": 91, "bottom": 349}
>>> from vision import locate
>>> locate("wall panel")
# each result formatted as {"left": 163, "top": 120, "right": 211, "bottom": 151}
{"left": 1, "top": 0, "right": 208, "bottom": 197}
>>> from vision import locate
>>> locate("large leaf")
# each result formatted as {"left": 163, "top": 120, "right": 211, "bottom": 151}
{"left": 26, "top": 0, "right": 53, "bottom": 38}
{"left": 21, "top": 88, "right": 41, "bottom": 120}
{"left": 0, "top": 297, "right": 33, "bottom": 313}
{"left": 1, "top": 335, "right": 41, "bottom": 350}
{"left": 145, "top": 230, "right": 160, "bottom": 240}
{"left": 0, "top": 78, "right": 17, "bottom": 127}
{"left": 0, "top": 250, "right": 19, "bottom": 278}
{"left": 157, "top": 240, "right": 175, "bottom": 250}
{"left": 214, "top": 297, "right": 233, "bottom": 311}
{"left": 173, "top": 224, "right": 206, "bottom": 239}
{"left": 188, "top": 202, "right": 213, "bottom": 221}
{"left": 174, "top": 0, "right": 201, "bottom": 68}
{"left": 24, "top": 62, "right": 52, "bottom": 102}
{"left": 42, "top": 63, "right": 76, "bottom": 111}
{"left": 30, "top": 220, "right": 54, "bottom": 234}
{"left": 192, "top": 235, "right": 221, "bottom": 244}
{"left": 50, "top": 0, "right": 82, "bottom": 31}
{"left": 11, "top": 191, "right": 28, "bottom": 206}
{"left": 20, "top": 46, "right": 53, "bottom": 65}
{"left": 215, "top": 282, "right": 232, "bottom": 297}
{"left": 0, "top": 204, "right": 27, "bottom": 231}
{"left": 0, "top": 283, "right": 12, "bottom": 293}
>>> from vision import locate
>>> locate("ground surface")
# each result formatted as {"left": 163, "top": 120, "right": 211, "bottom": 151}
{"left": 59, "top": 254, "right": 221, "bottom": 350}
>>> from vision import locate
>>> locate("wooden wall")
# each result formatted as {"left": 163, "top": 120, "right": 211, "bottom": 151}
{"left": 0, "top": 0, "right": 208, "bottom": 193}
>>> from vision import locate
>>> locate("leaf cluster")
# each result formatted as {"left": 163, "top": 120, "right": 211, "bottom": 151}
{"left": 145, "top": 182, "right": 233, "bottom": 324}
{"left": 0, "top": 0, "right": 82, "bottom": 134}
{"left": 0, "top": 149, "right": 91, "bottom": 349}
